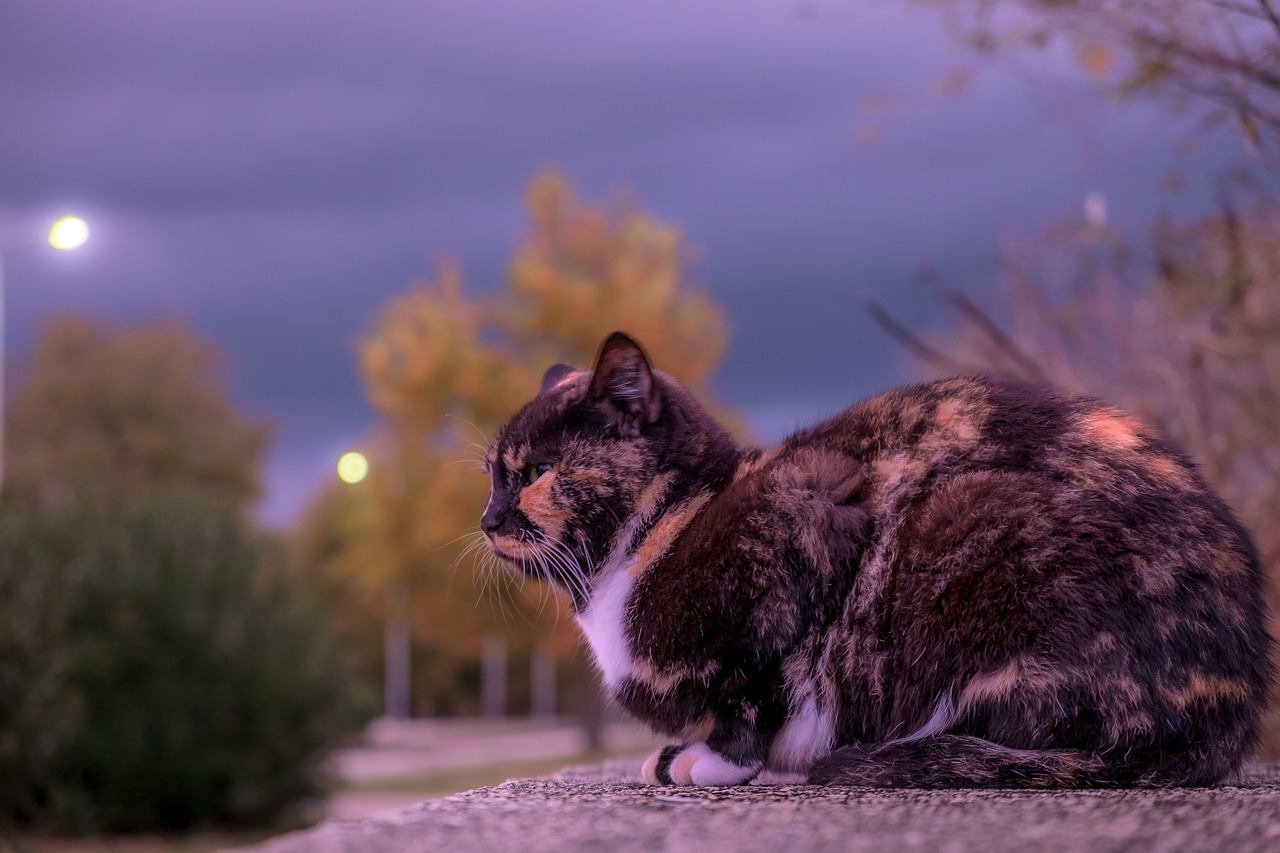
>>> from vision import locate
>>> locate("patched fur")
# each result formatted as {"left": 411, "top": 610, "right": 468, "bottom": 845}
{"left": 482, "top": 332, "right": 1274, "bottom": 788}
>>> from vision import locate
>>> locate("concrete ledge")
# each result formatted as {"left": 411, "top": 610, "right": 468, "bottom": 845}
{"left": 249, "top": 760, "right": 1280, "bottom": 852}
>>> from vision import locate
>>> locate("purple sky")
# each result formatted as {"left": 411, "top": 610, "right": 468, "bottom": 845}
{"left": 0, "top": 0, "right": 1247, "bottom": 526}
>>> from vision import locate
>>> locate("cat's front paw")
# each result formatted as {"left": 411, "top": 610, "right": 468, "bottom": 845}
{"left": 641, "top": 742, "right": 761, "bottom": 786}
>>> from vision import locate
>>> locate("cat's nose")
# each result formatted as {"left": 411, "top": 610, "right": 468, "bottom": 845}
{"left": 481, "top": 506, "right": 503, "bottom": 535}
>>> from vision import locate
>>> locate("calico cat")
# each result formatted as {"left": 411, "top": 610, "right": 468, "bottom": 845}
{"left": 481, "top": 331, "right": 1273, "bottom": 787}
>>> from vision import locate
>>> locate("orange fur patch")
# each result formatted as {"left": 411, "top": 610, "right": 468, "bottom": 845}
{"left": 872, "top": 452, "right": 925, "bottom": 495}
{"left": 630, "top": 491, "right": 711, "bottom": 578}
{"left": 1079, "top": 411, "right": 1143, "bottom": 453}
{"left": 958, "top": 661, "right": 1022, "bottom": 709}
{"left": 632, "top": 657, "right": 719, "bottom": 695}
{"left": 1144, "top": 454, "right": 1192, "bottom": 487}
{"left": 502, "top": 445, "right": 527, "bottom": 474}
{"left": 1167, "top": 672, "right": 1252, "bottom": 711}
{"left": 635, "top": 473, "right": 674, "bottom": 521}
{"left": 680, "top": 717, "right": 715, "bottom": 743}
{"left": 487, "top": 534, "right": 543, "bottom": 560}
{"left": 932, "top": 397, "right": 982, "bottom": 444}
{"left": 1075, "top": 409, "right": 1195, "bottom": 489}
{"left": 519, "top": 472, "right": 571, "bottom": 540}
{"left": 957, "top": 657, "right": 1071, "bottom": 714}
{"left": 671, "top": 750, "right": 700, "bottom": 783}
{"left": 735, "top": 446, "right": 782, "bottom": 480}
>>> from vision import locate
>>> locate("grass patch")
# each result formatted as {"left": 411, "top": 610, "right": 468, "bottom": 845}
{"left": 339, "top": 750, "right": 614, "bottom": 797}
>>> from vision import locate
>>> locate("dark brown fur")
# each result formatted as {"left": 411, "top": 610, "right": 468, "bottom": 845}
{"left": 482, "top": 332, "right": 1273, "bottom": 788}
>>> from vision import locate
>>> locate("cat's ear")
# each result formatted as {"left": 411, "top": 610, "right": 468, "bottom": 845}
{"left": 588, "top": 332, "right": 661, "bottom": 436}
{"left": 539, "top": 363, "right": 577, "bottom": 396}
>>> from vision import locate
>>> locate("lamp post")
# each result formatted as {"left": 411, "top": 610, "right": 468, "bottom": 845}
{"left": 337, "top": 449, "right": 412, "bottom": 720}
{"left": 0, "top": 215, "right": 89, "bottom": 494}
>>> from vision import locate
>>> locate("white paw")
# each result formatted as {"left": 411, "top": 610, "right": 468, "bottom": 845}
{"left": 643, "top": 741, "right": 761, "bottom": 786}
{"left": 641, "top": 747, "right": 669, "bottom": 784}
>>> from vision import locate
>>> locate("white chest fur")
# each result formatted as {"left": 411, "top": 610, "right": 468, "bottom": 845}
{"left": 575, "top": 565, "right": 635, "bottom": 691}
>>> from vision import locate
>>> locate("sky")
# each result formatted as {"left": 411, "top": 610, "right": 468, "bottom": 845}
{"left": 0, "top": 0, "right": 1249, "bottom": 526}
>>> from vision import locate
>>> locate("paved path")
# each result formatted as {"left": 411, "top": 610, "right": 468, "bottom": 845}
{"left": 251, "top": 759, "right": 1280, "bottom": 853}
{"left": 335, "top": 717, "right": 656, "bottom": 782}
{"left": 325, "top": 717, "right": 658, "bottom": 820}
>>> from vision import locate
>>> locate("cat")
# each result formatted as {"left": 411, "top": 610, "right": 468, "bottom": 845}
{"left": 480, "top": 331, "right": 1273, "bottom": 787}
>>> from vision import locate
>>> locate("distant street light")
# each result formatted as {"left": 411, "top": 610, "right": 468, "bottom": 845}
{"left": 335, "top": 448, "right": 411, "bottom": 720}
{"left": 337, "top": 451, "right": 369, "bottom": 484}
{"left": 0, "top": 214, "right": 90, "bottom": 493}
{"left": 1084, "top": 192, "right": 1108, "bottom": 230}
{"left": 49, "top": 216, "right": 90, "bottom": 251}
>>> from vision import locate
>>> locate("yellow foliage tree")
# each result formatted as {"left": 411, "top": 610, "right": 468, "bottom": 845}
{"left": 508, "top": 171, "right": 730, "bottom": 390}
{"left": 297, "top": 170, "right": 737, "bottom": 719}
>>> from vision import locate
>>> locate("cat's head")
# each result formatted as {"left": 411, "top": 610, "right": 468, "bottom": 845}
{"left": 481, "top": 332, "right": 737, "bottom": 603}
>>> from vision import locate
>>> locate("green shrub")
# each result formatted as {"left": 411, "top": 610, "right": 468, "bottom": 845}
{"left": 0, "top": 492, "right": 367, "bottom": 833}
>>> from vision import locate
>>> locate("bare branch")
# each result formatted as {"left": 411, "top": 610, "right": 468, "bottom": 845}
{"left": 1190, "top": 0, "right": 1275, "bottom": 23}
{"left": 861, "top": 297, "right": 979, "bottom": 375}
{"left": 1259, "top": 0, "right": 1280, "bottom": 36}
{"left": 944, "top": 290, "right": 1049, "bottom": 382}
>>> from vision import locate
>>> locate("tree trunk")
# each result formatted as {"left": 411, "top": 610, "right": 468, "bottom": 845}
{"left": 481, "top": 631, "right": 508, "bottom": 718}
{"left": 577, "top": 657, "right": 604, "bottom": 752}
{"left": 530, "top": 644, "right": 557, "bottom": 719}
{"left": 384, "top": 581, "right": 411, "bottom": 719}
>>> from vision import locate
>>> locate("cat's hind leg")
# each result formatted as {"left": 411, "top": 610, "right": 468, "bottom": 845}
{"left": 806, "top": 735, "right": 1106, "bottom": 788}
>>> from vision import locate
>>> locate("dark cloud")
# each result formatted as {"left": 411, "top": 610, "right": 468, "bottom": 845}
{"left": 0, "top": 0, "right": 1245, "bottom": 524}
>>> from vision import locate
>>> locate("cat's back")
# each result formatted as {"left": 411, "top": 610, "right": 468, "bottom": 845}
{"left": 756, "top": 373, "right": 1268, "bottom": 669}
{"left": 779, "top": 374, "right": 1201, "bottom": 495}
{"left": 758, "top": 375, "right": 1270, "bottom": 783}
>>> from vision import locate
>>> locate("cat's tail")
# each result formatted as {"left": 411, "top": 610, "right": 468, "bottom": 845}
{"left": 807, "top": 735, "right": 1112, "bottom": 788}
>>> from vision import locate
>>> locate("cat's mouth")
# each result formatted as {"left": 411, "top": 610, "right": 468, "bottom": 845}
{"left": 484, "top": 534, "right": 551, "bottom": 577}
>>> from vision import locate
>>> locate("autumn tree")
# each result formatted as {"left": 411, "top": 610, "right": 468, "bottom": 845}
{"left": 298, "top": 170, "right": 736, "bottom": 727}
{"left": 3, "top": 315, "right": 270, "bottom": 512}
{"left": 1, "top": 316, "right": 360, "bottom": 832}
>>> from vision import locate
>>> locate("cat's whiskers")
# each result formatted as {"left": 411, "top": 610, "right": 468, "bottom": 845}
{"left": 542, "top": 534, "right": 592, "bottom": 611}
{"left": 470, "top": 525, "right": 570, "bottom": 628}
{"left": 455, "top": 530, "right": 535, "bottom": 631}
{"left": 447, "top": 532, "right": 491, "bottom": 597}
{"left": 440, "top": 529, "right": 487, "bottom": 553}
{"left": 535, "top": 530, "right": 589, "bottom": 607}
{"left": 550, "top": 543, "right": 592, "bottom": 610}
{"left": 444, "top": 413, "right": 492, "bottom": 446}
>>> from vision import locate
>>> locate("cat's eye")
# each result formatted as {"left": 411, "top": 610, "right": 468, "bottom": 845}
{"left": 523, "top": 462, "right": 552, "bottom": 485}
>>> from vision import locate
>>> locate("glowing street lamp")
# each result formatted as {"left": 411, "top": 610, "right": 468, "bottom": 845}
{"left": 49, "top": 216, "right": 90, "bottom": 251}
{"left": 0, "top": 214, "right": 90, "bottom": 493}
{"left": 335, "top": 448, "right": 410, "bottom": 719}
{"left": 337, "top": 451, "right": 369, "bottom": 484}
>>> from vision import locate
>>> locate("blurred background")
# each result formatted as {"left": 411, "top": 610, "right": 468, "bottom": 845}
{"left": 1, "top": 0, "right": 1277, "bottom": 849}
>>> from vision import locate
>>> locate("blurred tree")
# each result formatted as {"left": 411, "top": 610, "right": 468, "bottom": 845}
{"left": 904, "top": 0, "right": 1280, "bottom": 150}
{"left": 868, "top": 201, "right": 1280, "bottom": 755}
{"left": 0, "top": 317, "right": 363, "bottom": 833}
{"left": 508, "top": 171, "right": 731, "bottom": 389}
{"left": 298, "top": 169, "right": 737, "bottom": 732}
{"left": 3, "top": 315, "right": 270, "bottom": 512}
{"left": 0, "top": 493, "right": 364, "bottom": 833}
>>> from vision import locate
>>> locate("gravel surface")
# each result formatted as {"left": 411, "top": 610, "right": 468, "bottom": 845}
{"left": 245, "top": 760, "right": 1280, "bottom": 853}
